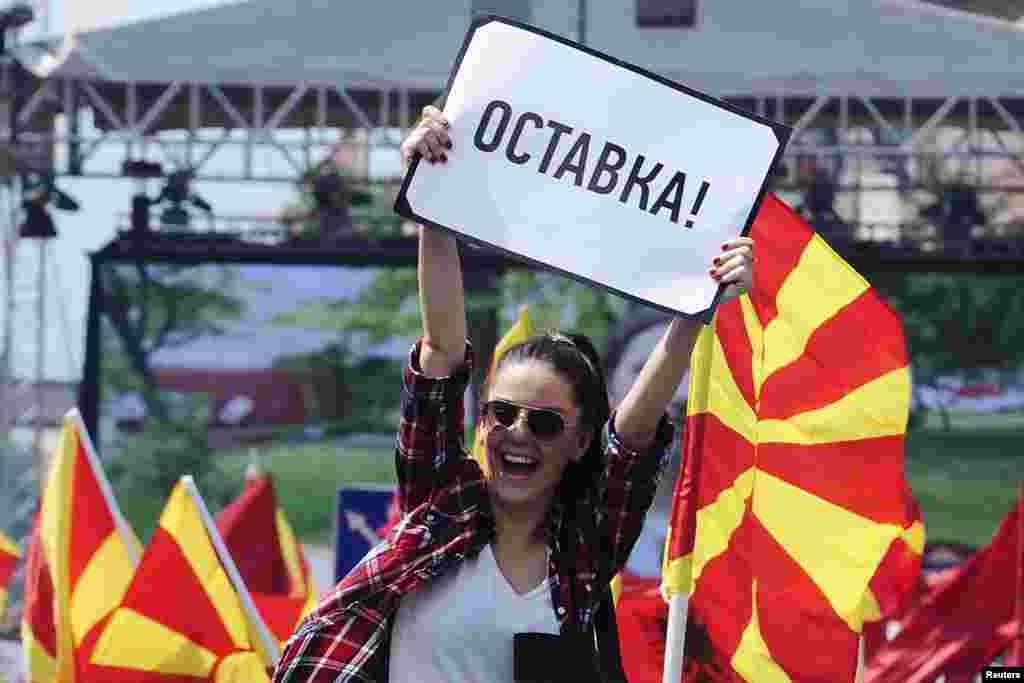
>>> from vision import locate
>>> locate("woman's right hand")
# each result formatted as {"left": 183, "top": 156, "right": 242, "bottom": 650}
{"left": 405, "top": 105, "right": 465, "bottom": 376}
{"left": 400, "top": 106, "right": 452, "bottom": 166}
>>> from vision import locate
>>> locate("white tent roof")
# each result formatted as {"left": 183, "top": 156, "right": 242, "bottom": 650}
{"left": 21, "top": 0, "right": 1024, "bottom": 99}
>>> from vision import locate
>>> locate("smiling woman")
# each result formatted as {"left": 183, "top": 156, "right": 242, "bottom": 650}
{"left": 272, "top": 105, "right": 756, "bottom": 683}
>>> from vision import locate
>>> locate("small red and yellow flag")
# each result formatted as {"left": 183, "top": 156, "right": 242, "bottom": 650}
{"left": 21, "top": 514, "right": 58, "bottom": 682}
{"left": 217, "top": 468, "right": 317, "bottom": 645}
{"left": 0, "top": 529, "right": 20, "bottom": 623}
{"left": 89, "top": 477, "right": 277, "bottom": 681}
{"left": 25, "top": 408, "right": 141, "bottom": 683}
{"left": 661, "top": 194, "right": 923, "bottom": 682}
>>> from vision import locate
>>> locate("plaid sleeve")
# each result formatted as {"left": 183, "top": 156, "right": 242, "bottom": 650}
{"left": 594, "top": 412, "right": 674, "bottom": 578}
{"left": 271, "top": 610, "right": 384, "bottom": 683}
{"left": 396, "top": 338, "right": 474, "bottom": 515}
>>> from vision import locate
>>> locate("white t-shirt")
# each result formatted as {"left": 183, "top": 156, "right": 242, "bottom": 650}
{"left": 389, "top": 544, "right": 560, "bottom": 683}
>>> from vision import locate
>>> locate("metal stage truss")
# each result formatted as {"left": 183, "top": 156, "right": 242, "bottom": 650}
{"left": 9, "top": 77, "right": 1024, "bottom": 181}
{"left": 4, "top": 68, "right": 1024, "bottom": 262}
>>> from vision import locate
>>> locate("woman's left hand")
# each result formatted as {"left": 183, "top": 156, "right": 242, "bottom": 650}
{"left": 712, "top": 237, "right": 755, "bottom": 302}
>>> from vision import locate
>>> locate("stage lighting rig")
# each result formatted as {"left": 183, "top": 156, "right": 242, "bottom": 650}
{"left": 121, "top": 161, "right": 214, "bottom": 235}
{"left": 18, "top": 173, "right": 80, "bottom": 239}
{"left": 155, "top": 169, "right": 213, "bottom": 228}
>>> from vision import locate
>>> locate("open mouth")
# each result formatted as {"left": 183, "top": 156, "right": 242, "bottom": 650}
{"left": 498, "top": 451, "right": 540, "bottom": 479}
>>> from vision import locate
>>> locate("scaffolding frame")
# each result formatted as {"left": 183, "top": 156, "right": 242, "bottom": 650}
{"left": 5, "top": 75, "right": 1023, "bottom": 183}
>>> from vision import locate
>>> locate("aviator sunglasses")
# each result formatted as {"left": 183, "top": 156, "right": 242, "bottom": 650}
{"left": 481, "top": 399, "right": 577, "bottom": 440}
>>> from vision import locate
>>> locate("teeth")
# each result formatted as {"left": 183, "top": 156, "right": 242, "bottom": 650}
{"left": 503, "top": 453, "right": 537, "bottom": 465}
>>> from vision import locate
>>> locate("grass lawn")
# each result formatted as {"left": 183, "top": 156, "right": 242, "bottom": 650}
{"left": 904, "top": 427, "right": 1022, "bottom": 548}
{"left": 117, "top": 424, "right": 1021, "bottom": 552}
{"left": 116, "top": 442, "right": 397, "bottom": 546}
{"left": 218, "top": 443, "right": 397, "bottom": 546}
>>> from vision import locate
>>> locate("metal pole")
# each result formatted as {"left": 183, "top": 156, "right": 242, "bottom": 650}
{"left": 1, "top": 180, "right": 14, "bottom": 435}
{"left": 33, "top": 238, "right": 45, "bottom": 486}
{"left": 577, "top": 0, "right": 586, "bottom": 45}
{"left": 0, "top": 48, "right": 15, "bottom": 507}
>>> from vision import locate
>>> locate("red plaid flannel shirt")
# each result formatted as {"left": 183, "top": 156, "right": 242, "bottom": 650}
{"left": 272, "top": 339, "right": 673, "bottom": 682}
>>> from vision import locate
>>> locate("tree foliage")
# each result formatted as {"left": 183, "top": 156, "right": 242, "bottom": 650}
{"left": 872, "top": 271, "right": 1024, "bottom": 429}
{"left": 100, "top": 263, "right": 246, "bottom": 502}
{"left": 102, "top": 264, "right": 244, "bottom": 420}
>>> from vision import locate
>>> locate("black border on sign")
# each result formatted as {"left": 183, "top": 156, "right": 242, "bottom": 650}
{"left": 395, "top": 14, "right": 792, "bottom": 323}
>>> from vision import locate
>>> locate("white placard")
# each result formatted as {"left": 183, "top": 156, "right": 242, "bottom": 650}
{"left": 395, "top": 16, "right": 789, "bottom": 318}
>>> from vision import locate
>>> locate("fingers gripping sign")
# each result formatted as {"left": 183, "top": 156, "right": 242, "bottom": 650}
{"left": 711, "top": 237, "right": 755, "bottom": 302}
{"left": 401, "top": 106, "right": 453, "bottom": 166}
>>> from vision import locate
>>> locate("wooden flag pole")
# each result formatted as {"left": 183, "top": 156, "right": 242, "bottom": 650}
{"left": 663, "top": 593, "right": 690, "bottom": 683}
{"left": 855, "top": 636, "right": 866, "bottom": 683}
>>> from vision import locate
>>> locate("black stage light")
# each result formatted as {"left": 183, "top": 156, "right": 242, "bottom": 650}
{"left": 18, "top": 174, "right": 80, "bottom": 239}
{"left": 159, "top": 204, "right": 190, "bottom": 228}
{"left": 155, "top": 169, "right": 213, "bottom": 229}
{"left": 19, "top": 201, "right": 56, "bottom": 238}
{"left": 121, "top": 159, "right": 164, "bottom": 178}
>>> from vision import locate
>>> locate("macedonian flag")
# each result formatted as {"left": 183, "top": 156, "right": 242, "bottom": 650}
{"left": 89, "top": 476, "right": 277, "bottom": 681}
{"left": 0, "top": 528, "right": 21, "bottom": 623}
{"left": 24, "top": 408, "right": 142, "bottom": 683}
{"left": 216, "top": 467, "right": 317, "bottom": 645}
{"left": 661, "top": 194, "right": 923, "bottom": 682}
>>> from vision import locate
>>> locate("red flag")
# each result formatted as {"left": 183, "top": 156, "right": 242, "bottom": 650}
{"left": 216, "top": 469, "right": 316, "bottom": 645}
{"left": 216, "top": 471, "right": 291, "bottom": 595}
{"left": 1008, "top": 481, "right": 1024, "bottom": 666}
{"left": 88, "top": 477, "right": 275, "bottom": 680}
{"left": 662, "top": 194, "right": 923, "bottom": 681}
{"left": 866, "top": 496, "right": 1023, "bottom": 682}
{"left": 0, "top": 529, "right": 19, "bottom": 623}
{"left": 21, "top": 513, "right": 58, "bottom": 681}
{"left": 21, "top": 409, "right": 141, "bottom": 683}
{"left": 617, "top": 578, "right": 732, "bottom": 683}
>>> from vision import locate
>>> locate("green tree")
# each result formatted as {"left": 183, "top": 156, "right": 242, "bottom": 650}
{"left": 100, "top": 263, "right": 246, "bottom": 505}
{"left": 872, "top": 272, "right": 1024, "bottom": 430}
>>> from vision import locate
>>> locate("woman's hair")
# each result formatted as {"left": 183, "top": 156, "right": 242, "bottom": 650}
{"left": 490, "top": 332, "right": 611, "bottom": 503}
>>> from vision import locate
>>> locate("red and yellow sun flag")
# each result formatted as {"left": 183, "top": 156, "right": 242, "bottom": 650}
{"left": 22, "top": 513, "right": 58, "bottom": 682}
{"left": 216, "top": 468, "right": 317, "bottom": 645}
{"left": 22, "top": 408, "right": 142, "bottom": 683}
{"left": 661, "top": 194, "right": 924, "bottom": 682}
{"left": 473, "top": 304, "right": 535, "bottom": 469}
{"left": 89, "top": 476, "right": 277, "bottom": 681}
{"left": 0, "top": 529, "right": 20, "bottom": 623}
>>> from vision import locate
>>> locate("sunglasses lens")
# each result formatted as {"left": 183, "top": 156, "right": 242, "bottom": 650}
{"left": 486, "top": 401, "right": 568, "bottom": 439}
{"left": 489, "top": 401, "right": 519, "bottom": 428}
{"left": 527, "top": 411, "right": 565, "bottom": 439}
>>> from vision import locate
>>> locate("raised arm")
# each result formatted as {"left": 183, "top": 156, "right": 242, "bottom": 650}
{"left": 400, "top": 106, "right": 467, "bottom": 377}
{"left": 614, "top": 237, "right": 755, "bottom": 449}
{"left": 418, "top": 226, "right": 466, "bottom": 376}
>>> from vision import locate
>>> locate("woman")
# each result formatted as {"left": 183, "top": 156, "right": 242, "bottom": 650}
{"left": 272, "top": 106, "right": 754, "bottom": 683}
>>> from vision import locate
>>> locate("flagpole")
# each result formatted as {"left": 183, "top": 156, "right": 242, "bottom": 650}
{"left": 67, "top": 408, "right": 141, "bottom": 566}
{"left": 855, "top": 636, "right": 866, "bottom": 683}
{"left": 663, "top": 593, "right": 689, "bottom": 683}
{"left": 182, "top": 475, "right": 282, "bottom": 667}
